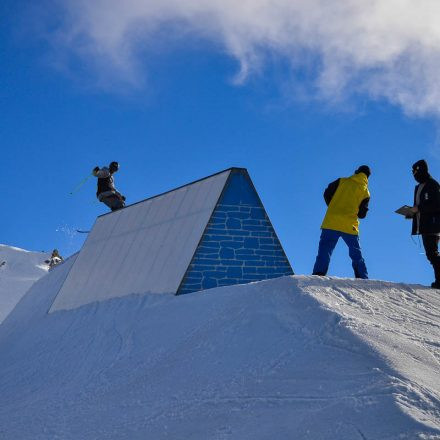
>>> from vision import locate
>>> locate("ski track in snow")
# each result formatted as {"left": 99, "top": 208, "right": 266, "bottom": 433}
{"left": 0, "top": 248, "right": 439, "bottom": 439}
{"left": 298, "top": 276, "right": 440, "bottom": 435}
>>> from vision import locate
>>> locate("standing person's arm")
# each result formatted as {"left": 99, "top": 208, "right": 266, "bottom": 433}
{"left": 417, "top": 181, "right": 440, "bottom": 214}
{"left": 410, "top": 185, "right": 419, "bottom": 214}
{"left": 358, "top": 198, "right": 370, "bottom": 219}
{"left": 324, "top": 179, "right": 340, "bottom": 206}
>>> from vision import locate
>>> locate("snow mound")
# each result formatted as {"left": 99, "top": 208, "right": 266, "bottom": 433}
{"left": 0, "top": 244, "right": 50, "bottom": 324}
{"left": 0, "top": 273, "right": 439, "bottom": 439}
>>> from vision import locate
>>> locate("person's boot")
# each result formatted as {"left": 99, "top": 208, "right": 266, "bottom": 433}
{"left": 432, "top": 263, "right": 440, "bottom": 289}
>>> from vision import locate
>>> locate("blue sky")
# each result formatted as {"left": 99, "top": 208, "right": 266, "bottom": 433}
{"left": 2, "top": 0, "right": 440, "bottom": 285}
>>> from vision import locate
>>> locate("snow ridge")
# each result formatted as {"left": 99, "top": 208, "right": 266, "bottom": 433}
{"left": 0, "top": 270, "right": 439, "bottom": 439}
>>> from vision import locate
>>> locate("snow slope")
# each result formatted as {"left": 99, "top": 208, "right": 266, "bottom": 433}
{"left": 0, "top": 244, "right": 49, "bottom": 324}
{"left": 0, "top": 270, "right": 439, "bottom": 439}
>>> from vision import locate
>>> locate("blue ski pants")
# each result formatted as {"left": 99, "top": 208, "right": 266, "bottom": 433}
{"left": 312, "top": 228, "right": 368, "bottom": 279}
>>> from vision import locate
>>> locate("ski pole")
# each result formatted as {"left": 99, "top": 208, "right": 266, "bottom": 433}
{"left": 69, "top": 173, "right": 93, "bottom": 195}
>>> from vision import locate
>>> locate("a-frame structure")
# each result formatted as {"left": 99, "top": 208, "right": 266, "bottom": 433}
{"left": 50, "top": 168, "right": 293, "bottom": 312}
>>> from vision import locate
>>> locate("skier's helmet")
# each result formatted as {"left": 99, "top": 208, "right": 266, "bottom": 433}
{"left": 109, "top": 161, "right": 119, "bottom": 173}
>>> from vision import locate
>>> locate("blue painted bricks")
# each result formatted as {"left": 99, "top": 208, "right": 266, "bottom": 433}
{"left": 178, "top": 169, "right": 293, "bottom": 295}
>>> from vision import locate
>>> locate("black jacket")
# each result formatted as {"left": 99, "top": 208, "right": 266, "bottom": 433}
{"left": 412, "top": 177, "right": 440, "bottom": 235}
{"left": 97, "top": 174, "right": 115, "bottom": 196}
{"left": 93, "top": 167, "right": 116, "bottom": 197}
{"left": 324, "top": 178, "right": 370, "bottom": 218}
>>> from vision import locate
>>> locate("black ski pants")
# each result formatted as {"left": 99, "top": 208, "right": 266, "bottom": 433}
{"left": 422, "top": 234, "right": 440, "bottom": 282}
{"left": 101, "top": 194, "right": 125, "bottom": 212}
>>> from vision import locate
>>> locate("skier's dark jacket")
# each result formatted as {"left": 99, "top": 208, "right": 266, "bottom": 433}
{"left": 93, "top": 167, "right": 115, "bottom": 197}
{"left": 412, "top": 177, "right": 440, "bottom": 235}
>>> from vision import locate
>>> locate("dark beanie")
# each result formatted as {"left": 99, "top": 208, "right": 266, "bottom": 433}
{"left": 355, "top": 165, "right": 371, "bottom": 178}
{"left": 412, "top": 159, "right": 428, "bottom": 174}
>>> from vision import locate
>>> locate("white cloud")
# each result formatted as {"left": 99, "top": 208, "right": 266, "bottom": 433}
{"left": 52, "top": 0, "right": 440, "bottom": 116}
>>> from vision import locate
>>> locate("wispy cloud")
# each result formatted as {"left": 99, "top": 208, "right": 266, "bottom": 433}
{"left": 48, "top": 0, "right": 440, "bottom": 116}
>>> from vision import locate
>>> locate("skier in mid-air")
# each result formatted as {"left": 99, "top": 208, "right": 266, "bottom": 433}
{"left": 93, "top": 161, "right": 126, "bottom": 211}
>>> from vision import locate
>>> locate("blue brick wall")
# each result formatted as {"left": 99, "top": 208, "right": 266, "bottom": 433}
{"left": 178, "top": 170, "right": 293, "bottom": 294}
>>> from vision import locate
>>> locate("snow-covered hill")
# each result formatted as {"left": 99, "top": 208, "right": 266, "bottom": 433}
{"left": 0, "top": 263, "right": 439, "bottom": 439}
{"left": 0, "top": 244, "right": 50, "bottom": 324}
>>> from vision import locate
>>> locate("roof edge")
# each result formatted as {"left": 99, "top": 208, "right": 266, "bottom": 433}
{"left": 98, "top": 167, "right": 247, "bottom": 218}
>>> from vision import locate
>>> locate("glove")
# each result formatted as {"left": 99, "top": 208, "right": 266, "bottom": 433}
{"left": 92, "top": 166, "right": 100, "bottom": 175}
{"left": 121, "top": 195, "right": 126, "bottom": 201}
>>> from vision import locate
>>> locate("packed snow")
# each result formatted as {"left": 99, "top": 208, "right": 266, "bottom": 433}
{"left": 0, "top": 244, "right": 49, "bottom": 324}
{"left": 0, "top": 250, "right": 439, "bottom": 439}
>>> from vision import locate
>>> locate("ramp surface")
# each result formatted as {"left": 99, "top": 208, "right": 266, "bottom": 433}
{"left": 50, "top": 170, "right": 231, "bottom": 312}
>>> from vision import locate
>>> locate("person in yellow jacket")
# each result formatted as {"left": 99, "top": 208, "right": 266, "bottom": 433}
{"left": 312, "top": 165, "right": 371, "bottom": 279}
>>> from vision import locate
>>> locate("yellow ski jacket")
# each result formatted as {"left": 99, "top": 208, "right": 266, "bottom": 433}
{"left": 321, "top": 172, "right": 370, "bottom": 235}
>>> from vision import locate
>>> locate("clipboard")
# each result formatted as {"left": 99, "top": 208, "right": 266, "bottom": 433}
{"left": 395, "top": 205, "right": 414, "bottom": 217}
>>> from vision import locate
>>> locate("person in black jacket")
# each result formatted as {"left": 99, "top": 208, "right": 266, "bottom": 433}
{"left": 410, "top": 159, "right": 440, "bottom": 288}
{"left": 92, "top": 161, "right": 126, "bottom": 212}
